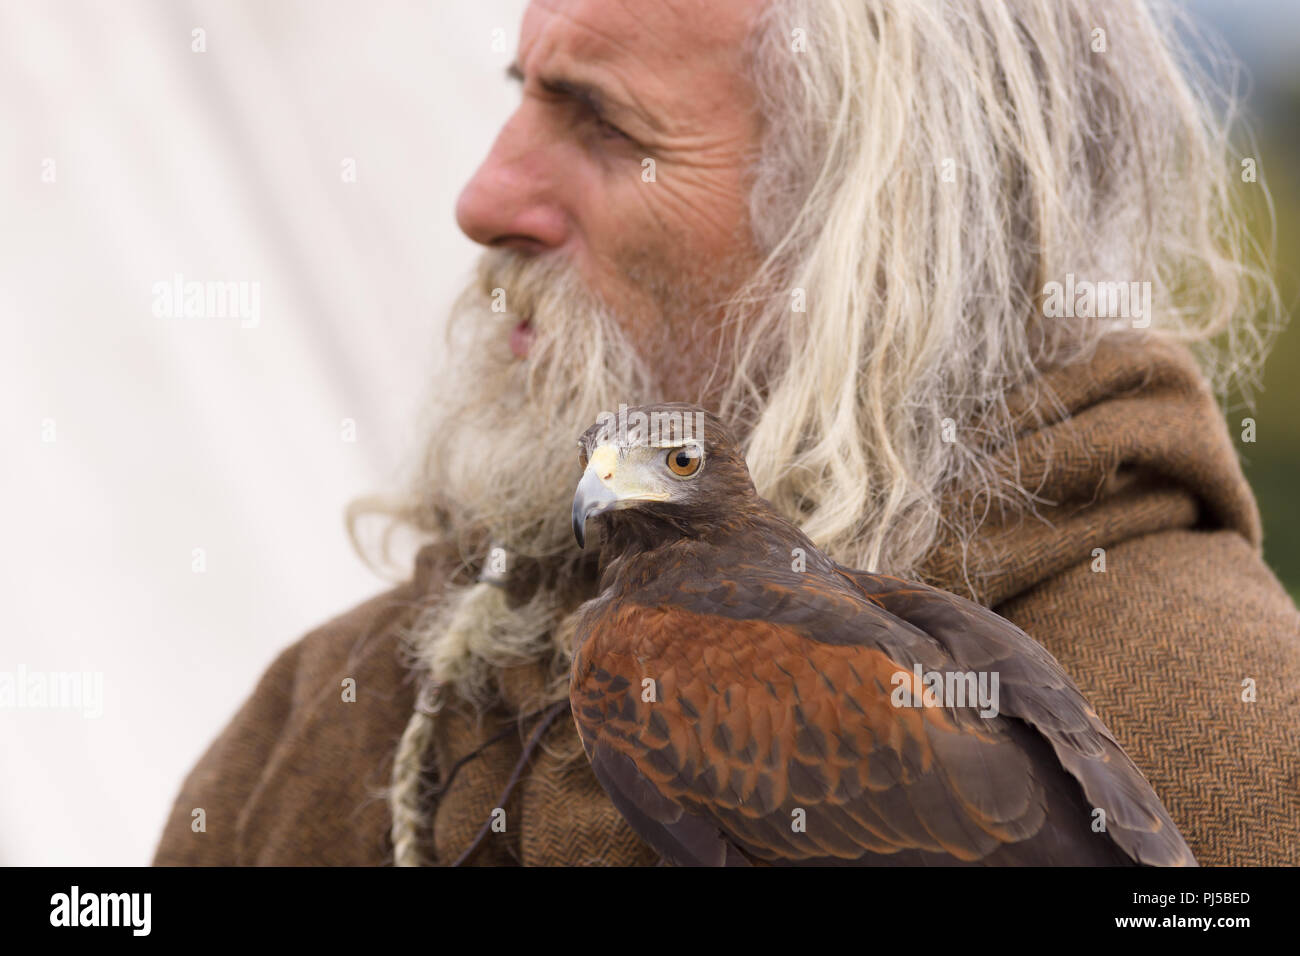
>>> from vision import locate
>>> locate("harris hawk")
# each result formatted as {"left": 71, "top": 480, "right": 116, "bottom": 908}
{"left": 568, "top": 403, "right": 1196, "bottom": 866}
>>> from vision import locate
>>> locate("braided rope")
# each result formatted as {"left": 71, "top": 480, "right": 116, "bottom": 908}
{"left": 389, "top": 683, "right": 440, "bottom": 867}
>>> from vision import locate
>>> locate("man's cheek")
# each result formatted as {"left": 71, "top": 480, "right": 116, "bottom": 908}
{"left": 647, "top": 171, "right": 744, "bottom": 252}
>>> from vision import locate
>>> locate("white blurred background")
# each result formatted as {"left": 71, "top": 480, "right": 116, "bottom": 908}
{"left": 1, "top": 0, "right": 525, "bottom": 865}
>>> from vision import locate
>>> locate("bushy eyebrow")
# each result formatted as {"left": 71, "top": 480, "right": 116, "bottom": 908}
{"left": 506, "top": 61, "right": 650, "bottom": 132}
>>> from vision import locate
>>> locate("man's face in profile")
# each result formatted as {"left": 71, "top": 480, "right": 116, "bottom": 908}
{"left": 421, "top": 0, "right": 770, "bottom": 557}
{"left": 454, "top": 0, "right": 766, "bottom": 390}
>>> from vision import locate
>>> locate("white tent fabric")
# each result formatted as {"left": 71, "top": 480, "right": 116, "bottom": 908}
{"left": 0, "top": 0, "right": 525, "bottom": 865}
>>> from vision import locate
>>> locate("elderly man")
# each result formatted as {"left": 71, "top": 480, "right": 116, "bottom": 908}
{"left": 154, "top": 0, "right": 1300, "bottom": 866}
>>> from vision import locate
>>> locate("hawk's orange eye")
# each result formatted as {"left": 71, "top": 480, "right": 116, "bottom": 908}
{"left": 666, "top": 445, "right": 702, "bottom": 477}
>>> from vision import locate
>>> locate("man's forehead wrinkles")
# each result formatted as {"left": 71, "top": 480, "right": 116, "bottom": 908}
{"left": 518, "top": 1, "right": 682, "bottom": 134}
{"left": 532, "top": 0, "right": 676, "bottom": 59}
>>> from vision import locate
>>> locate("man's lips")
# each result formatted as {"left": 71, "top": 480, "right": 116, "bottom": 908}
{"left": 510, "top": 317, "right": 535, "bottom": 359}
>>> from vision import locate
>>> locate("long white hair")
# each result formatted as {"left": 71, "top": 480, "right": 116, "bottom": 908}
{"left": 724, "top": 0, "right": 1278, "bottom": 577}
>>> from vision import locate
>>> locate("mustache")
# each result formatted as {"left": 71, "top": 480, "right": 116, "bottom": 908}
{"left": 426, "top": 248, "right": 659, "bottom": 512}
{"left": 472, "top": 249, "right": 586, "bottom": 332}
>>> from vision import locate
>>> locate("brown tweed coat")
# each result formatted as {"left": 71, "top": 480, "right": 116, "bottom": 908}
{"left": 152, "top": 338, "right": 1300, "bottom": 866}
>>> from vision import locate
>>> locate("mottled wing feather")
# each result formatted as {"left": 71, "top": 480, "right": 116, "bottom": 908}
{"left": 583, "top": 740, "right": 744, "bottom": 866}
{"left": 573, "top": 599, "right": 1051, "bottom": 864}
{"left": 833, "top": 569, "right": 1197, "bottom": 867}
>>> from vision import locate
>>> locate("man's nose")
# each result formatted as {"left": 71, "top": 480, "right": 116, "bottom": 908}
{"left": 455, "top": 111, "right": 569, "bottom": 253}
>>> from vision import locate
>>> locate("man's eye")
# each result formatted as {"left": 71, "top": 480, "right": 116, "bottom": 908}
{"left": 592, "top": 115, "right": 632, "bottom": 143}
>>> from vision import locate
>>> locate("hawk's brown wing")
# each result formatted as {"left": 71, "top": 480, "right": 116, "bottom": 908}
{"left": 571, "top": 563, "right": 1184, "bottom": 865}
{"left": 833, "top": 568, "right": 1197, "bottom": 866}
{"left": 579, "top": 561, "right": 1196, "bottom": 868}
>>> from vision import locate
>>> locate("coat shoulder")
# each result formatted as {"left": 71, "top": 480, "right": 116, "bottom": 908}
{"left": 995, "top": 526, "right": 1300, "bottom": 866}
{"left": 152, "top": 580, "right": 431, "bottom": 866}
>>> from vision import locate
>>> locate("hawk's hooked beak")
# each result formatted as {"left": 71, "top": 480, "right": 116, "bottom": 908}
{"left": 571, "top": 444, "right": 668, "bottom": 548}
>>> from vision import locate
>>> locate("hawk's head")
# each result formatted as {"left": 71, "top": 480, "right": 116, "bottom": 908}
{"left": 572, "top": 403, "right": 756, "bottom": 549}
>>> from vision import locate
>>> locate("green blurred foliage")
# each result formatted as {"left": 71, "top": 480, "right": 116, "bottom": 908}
{"left": 1234, "top": 83, "right": 1300, "bottom": 603}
